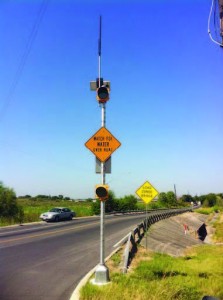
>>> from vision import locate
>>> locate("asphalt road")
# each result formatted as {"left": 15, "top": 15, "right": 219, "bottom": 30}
{"left": 0, "top": 213, "right": 146, "bottom": 300}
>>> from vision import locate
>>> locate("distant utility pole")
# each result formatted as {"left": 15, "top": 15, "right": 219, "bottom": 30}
{"left": 174, "top": 184, "right": 177, "bottom": 200}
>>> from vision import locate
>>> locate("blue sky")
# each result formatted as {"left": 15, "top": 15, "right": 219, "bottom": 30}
{"left": 0, "top": 0, "right": 222, "bottom": 199}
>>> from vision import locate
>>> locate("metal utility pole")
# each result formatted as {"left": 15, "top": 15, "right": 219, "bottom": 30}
{"left": 93, "top": 16, "right": 109, "bottom": 285}
{"left": 174, "top": 184, "right": 177, "bottom": 201}
{"left": 86, "top": 15, "right": 121, "bottom": 285}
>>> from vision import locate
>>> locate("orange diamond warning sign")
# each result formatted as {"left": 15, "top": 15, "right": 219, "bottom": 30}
{"left": 85, "top": 127, "right": 121, "bottom": 162}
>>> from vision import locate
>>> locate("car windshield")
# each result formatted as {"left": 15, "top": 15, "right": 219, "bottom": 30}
{"left": 49, "top": 208, "right": 61, "bottom": 213}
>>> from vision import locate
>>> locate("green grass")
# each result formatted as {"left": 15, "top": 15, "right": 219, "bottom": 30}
{"left": 81, "top": 245, "right": 223, "bottom": 300}
{"left": 0, "top": 198, "right": 93, "bottom": 226}
{"left": 196, "top": 206, "right": 221, "bottom": 215}
{"left": 214, "top": 222, "right": 223, "bottom": 242}
{"left": 81, "top": 212, "right": 223, "bottom": 300}
{"left": 110, "top": 252, "right": 122, "bottom": 267}
{"left": 213, "top": 214, "right": 223, "bottom": 243}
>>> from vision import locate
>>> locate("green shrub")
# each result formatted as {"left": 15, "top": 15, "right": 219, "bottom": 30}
{"left": 0, "top": 182, "right": 24, "bottom": 225}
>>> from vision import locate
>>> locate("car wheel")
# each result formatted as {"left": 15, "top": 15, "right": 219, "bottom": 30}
{"left": 55, "top": 216, "right": 59, "bottom": 222}
{"left": 69, "top": 215, "right": 73, "bottom": 220}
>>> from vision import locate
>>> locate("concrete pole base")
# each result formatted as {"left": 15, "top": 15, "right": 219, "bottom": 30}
{"left": 91, "top": 264, "right": 110, "bottom": 285}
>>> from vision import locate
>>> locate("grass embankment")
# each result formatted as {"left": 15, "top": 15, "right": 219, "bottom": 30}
{"left": 80, "top": 213, "right": 223, "bottom": 300}
{"left": 213, "top": 213, "right": 223, "bottom": 243}
{"left": 0, "top": 198, "right": 92, "bottom": 226}
{"left": 196, "top": 206, "right": 220, "bottom": 215}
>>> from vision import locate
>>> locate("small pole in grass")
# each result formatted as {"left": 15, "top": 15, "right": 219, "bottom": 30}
{"left": 146, "top": 203, "right": 148, "bottom": 249}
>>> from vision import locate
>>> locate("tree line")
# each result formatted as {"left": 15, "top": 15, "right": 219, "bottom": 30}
{"left": 179, "top": 193, "right": 223, "bottom": 208}
{"left": 1, "top": 182, "right": 222, "bottom": 220}
{"left": 91, "top": 192, "right": 138, "bottom": 215}
{"left": 92, "top": 191, "right": 223, "bottom": 214}
{"left": 18, "top": 194, "right": 72, "bottom": 200}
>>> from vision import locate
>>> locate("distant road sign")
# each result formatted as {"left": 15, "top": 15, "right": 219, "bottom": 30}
{"left": 85, "top": 127, "right": 121, "bottom": 162}
{"left": 136, "top": 181, "right": 159, "bottom": 204}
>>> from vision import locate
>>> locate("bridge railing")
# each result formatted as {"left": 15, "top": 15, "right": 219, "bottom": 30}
{"left": 113, "top": 207, "right": 193, "bottom": 273}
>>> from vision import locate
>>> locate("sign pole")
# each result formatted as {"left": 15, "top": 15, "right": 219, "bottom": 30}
{"left": 95, "top": 93, "right": 109, "bottom": 284}
{"left": 101, "top": 103, "right": 106, "bottom": 267}
{"left": 135, "top": 181, "right": 159, "bottom": 251}
{"left": 94, "top": 17, "right": 109, "bottom": 285}
{"left": 86, "top": 16, "right": 121, "bottom": 285}
{"left": 146, "top": 203, "right": 148, "bottom": 250}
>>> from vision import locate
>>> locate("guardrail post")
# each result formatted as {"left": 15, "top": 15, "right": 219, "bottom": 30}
{"left": 123, "top": 233, "right": 132, "bottom": 273}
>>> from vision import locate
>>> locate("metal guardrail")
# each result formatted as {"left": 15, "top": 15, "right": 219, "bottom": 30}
{"left": 113, "top": 207, "right": 193, "bottom": 273}
{"left": 105, "top": 206, "right": 200, "bottom": 215}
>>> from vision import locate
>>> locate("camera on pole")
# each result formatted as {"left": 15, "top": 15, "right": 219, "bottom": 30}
{"left": 95, "top": 185, "right": 109, "bottom": 201}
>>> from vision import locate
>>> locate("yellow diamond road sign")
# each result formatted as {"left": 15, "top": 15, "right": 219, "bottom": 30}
{"left": 85, "top": 127, "right": 121, "bottom": 162}
{"left": 136, "top": 181, "right": 159, "bottom": 204}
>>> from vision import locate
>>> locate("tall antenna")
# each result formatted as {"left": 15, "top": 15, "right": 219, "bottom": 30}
{"left": 90, "top": 16, "right": 110, "bottom": 97}
{"left": 98, "top": 15, "right": 102, "bottom": 86}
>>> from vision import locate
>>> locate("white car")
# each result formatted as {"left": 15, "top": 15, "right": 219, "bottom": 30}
{"left": 40, "top": 207, "right": 75, "bottom": 222}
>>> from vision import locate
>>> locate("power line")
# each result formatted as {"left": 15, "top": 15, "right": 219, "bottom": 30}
{"left": 208, "top": 0, "right": 223, "bottom": 47}
{"left": 0, "top": 0, "right": 49, "bottom": 122}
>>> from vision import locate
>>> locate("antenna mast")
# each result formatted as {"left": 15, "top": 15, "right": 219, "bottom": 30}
{"left": 98, "top": 15, "right": 102, "bottom": 84}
